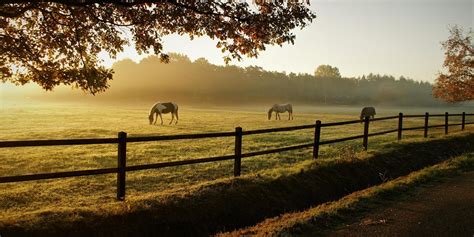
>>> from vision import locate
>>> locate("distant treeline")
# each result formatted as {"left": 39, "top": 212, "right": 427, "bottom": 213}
{"left": 23, "top": 53, "right": 446, "bottom": 106}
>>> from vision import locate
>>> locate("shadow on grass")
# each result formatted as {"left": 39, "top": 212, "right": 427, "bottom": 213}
{"left": 2, "top": 133, "right": 473, "bottom": 237}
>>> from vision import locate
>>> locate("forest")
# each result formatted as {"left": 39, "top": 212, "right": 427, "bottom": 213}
{"left": 102, "top": 53, "right": 443, "bottom": 106}
{"left": 6, "top": 53, "right": 449, "bottom": 107}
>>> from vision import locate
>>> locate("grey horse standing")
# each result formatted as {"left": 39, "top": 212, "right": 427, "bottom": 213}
{"left": 268, "top": 104, "right": 293, "bottom": 120}
{"left": 360, "top": 107, "right": 376, "bottom": 122}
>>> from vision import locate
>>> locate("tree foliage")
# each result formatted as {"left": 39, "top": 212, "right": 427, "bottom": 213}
{"left": 433, "top": 26, "right": 474, "bottom": 103}
{"left": 0, "top": 0, "right": 315, "bottom": 94}
{"left": 314, "top": 64, "right": 341, "bottom": 78}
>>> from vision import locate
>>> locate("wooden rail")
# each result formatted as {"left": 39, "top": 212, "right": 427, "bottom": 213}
{"left": 126, "top": 155, "right": 236, "bottom": 171}
{"left": 0, "top": 112, "right": 472, "bottom": 200}
{"left": 242, "top": 124, "right": 315, "bottom": 135}
{"left": 0, "top": 138, "right": 118, "bottom": 148}
{"left": 127, "top": 131, "right": 236, "bottom": 142}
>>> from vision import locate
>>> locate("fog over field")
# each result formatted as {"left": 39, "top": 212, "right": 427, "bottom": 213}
{"left": 2, "top": 53, "right": 473, "bottom": 109}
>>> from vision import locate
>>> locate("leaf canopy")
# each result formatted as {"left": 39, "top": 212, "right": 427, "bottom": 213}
{"left": 433, "top": 26, "right": 474, "bottom": 103}
{"left": 0, "top": 0, "right": 315, "bottom": 94}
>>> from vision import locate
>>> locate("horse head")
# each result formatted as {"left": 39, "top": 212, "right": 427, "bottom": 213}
{"left": 268, "top": 108, "right": 273, "bottom": 120}
{"left": 148, "top": 113, "right": 154, "bottom": 125}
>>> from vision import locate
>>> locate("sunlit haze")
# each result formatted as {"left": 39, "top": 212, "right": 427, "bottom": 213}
{"left": 100, "top": 0, "right": 473, "bottom": 82}
{"left": 1, "top": 2, "right": 474, "bottom": 234}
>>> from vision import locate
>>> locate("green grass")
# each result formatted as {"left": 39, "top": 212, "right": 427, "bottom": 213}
{"left": 220, "top": 152, "right": 474, "bottom": 237}
{"left": 0, "top": 103, "right": 472, "bottom": 231}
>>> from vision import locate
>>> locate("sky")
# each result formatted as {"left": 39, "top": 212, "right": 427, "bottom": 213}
{"left": 101, "top": 0, "right": 473, "bottom": 83}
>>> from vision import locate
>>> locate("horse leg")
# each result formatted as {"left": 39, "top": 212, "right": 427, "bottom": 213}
{"left": 159, "top": 113, "right": 163, "bottom": 125}
{"left": 169, "top": 113, "right": 174, "bottom": 125}
{"left": 175, "top": 110, "right": 179, "bottom": 124}
{"left": 288, "top": 112, "right": 290, "bottom": 120}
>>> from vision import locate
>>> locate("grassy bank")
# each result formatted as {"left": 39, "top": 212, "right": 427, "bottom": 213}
{"left": 220, "top": 153, "right": 474, "bottom": 237}
{"left": 1, "top": 131, "right": 473, "bottom": 236}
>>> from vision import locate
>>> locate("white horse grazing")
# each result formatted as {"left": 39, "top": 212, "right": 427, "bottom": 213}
{"left": 360, "top": 106, "right": 376, "bottom": 122}
{"left": 268, "top": 104, "right": 293, "bottom": 120}
{"left": 148, "top": 102, "right": 179, "bottom": 125}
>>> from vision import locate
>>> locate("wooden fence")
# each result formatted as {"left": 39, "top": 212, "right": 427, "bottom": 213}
{"left": 0, "top": 112, "right": 472, "bottom": 200}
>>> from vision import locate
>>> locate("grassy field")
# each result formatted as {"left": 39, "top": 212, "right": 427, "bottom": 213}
{"left": 0, "top": 102, "right": 472, "bottom": 226}
{"left": 220, "top": 152, "right": 474, "bottom": 237}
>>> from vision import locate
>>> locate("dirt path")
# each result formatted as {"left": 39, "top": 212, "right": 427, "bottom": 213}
{"left": 327, "top": 172, "right": 474, "bottom": 237}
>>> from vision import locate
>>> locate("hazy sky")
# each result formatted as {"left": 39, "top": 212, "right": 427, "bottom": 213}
{"left": 101, "top": 0, "right": 473, "bottom": 83}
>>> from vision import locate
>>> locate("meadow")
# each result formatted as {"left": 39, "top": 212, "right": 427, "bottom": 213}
{"left": 0, "top": 102, "right": 472, "bottom": 224}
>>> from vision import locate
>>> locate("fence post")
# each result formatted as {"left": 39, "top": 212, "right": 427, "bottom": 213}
{"left": 363, "top": 116, "right": 369, "bottom": 151}
{"left": 234, "top": 127, "right": 242, "bottom": 177}
{"left": 462, "top": 112, "right": 465, "bottom": 131}
{"left": 445, "top": 112, "right": 449, "bottom": 135}
{"left": 313, "top": 120, "right": 321, "bottom": 159}
{"left": 397, "top": 113, "right": 403, "bottom": 141}
{"left": 117, "top": 131, "right": 127, "bottom": 201}
{"left": 424, "top": 112, "right": 429, "bottom": 138}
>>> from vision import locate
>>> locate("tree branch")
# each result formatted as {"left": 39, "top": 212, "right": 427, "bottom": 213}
{"left": 0, "top": 3, "right": 37, "bottom": 18}
{"left": 1, "top": 0, "right": 254, "bottom": 23}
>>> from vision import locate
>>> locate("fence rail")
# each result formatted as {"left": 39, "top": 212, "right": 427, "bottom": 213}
{"left": 0, "top": 138, "right": 118, "bottom": 148}
{"left": 242, "top": 124, "right": 315, "bottom": 135}
{"left": 127, "top": 131, "right": 236, "bottom": 142}
{"left": 0, "top": 111, "right": 472, "bottom": 200}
